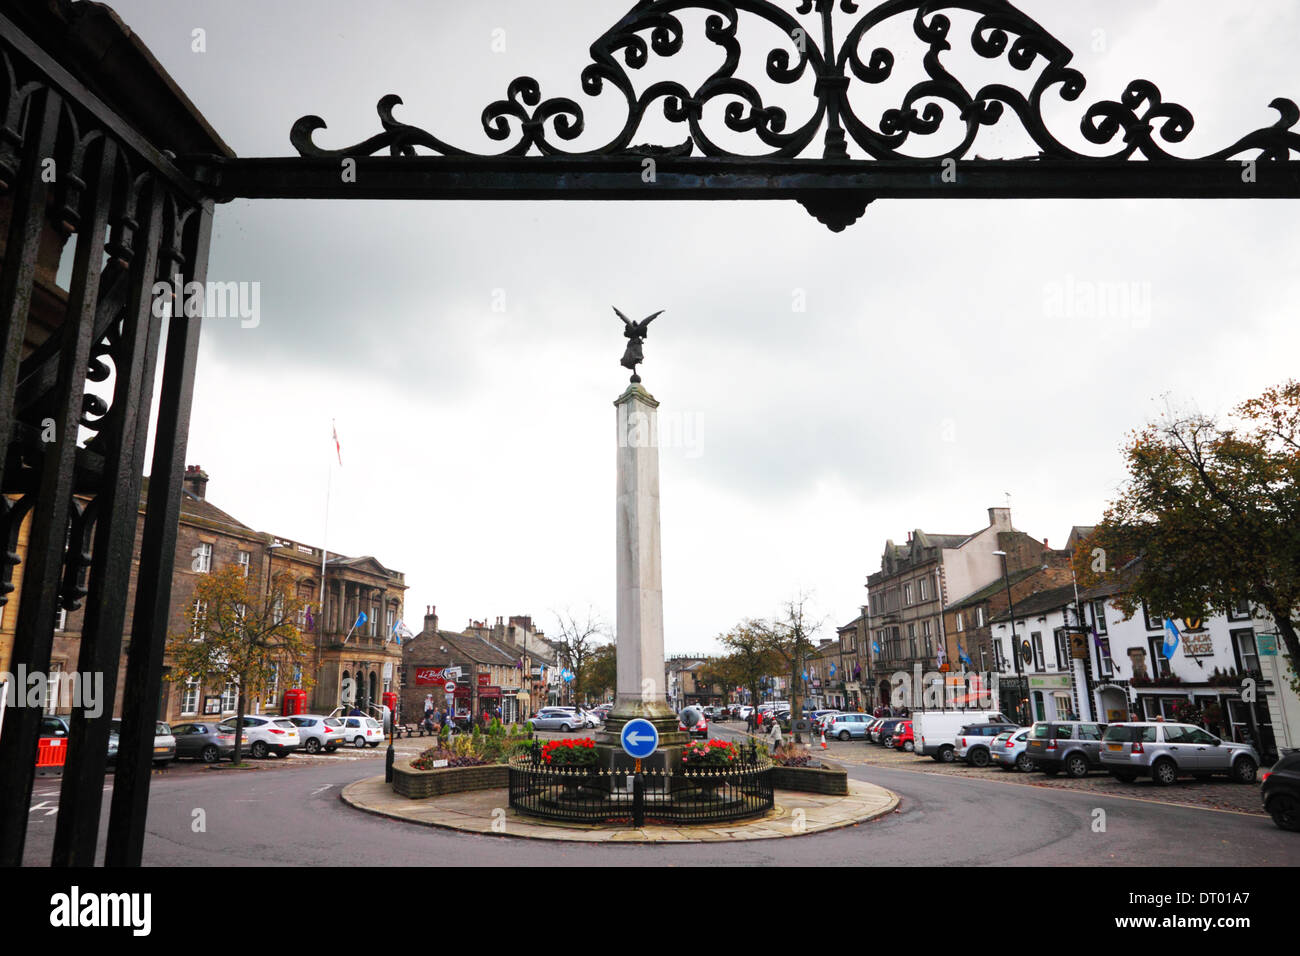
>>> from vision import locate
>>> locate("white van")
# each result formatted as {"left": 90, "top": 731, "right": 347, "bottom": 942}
{"left": 913, "top": 710, "right": 1010, "bottom": 762}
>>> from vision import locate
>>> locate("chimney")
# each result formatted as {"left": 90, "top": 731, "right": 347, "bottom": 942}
{"left": 184, "top": 464, "right": 209, "bottom": 501}
{"left": 989, "top": 507, "right": 1012, "bottom": 530}
{"left": 423, "top": 604, "right": 438, "bottom": 635}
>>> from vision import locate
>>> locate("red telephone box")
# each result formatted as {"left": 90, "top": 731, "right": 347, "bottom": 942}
{"left": 382, "top": 691, "right": 397, "bottom": 716}
{"left": 281, "top": 688, "right": 308, "bottom": 716}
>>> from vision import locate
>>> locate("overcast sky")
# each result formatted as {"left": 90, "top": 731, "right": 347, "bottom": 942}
{"left": 108, "top": 0, "right": 1300, "bottom": 655}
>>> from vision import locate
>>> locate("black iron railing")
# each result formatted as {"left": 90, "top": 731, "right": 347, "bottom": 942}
{"left": 508, "top": 752, "right": 773, "bottom": 826}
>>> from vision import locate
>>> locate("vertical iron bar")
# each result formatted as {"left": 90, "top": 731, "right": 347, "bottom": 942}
{"left": 1, "top": 94, "right": 107, "bottom": 870}
{"left": 52, "top": 174, "right": 164, "bottom": 865}
{"left": 0, "top": 87, "right": 62, "bottom": 493}
{"left": 104, "top": 198, "right": 213, "bottom": 866}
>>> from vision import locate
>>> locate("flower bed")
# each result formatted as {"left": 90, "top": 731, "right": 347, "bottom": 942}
{"left": 541, "top": 737, "right": 598, "bottom": 768}
{"left": 410, "top": 747, "right": 489, "bottom": 770}
{"left": 681, "top": 739, "right": 740, "bottom": 769}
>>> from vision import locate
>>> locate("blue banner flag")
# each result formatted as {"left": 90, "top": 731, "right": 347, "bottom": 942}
{"left": 1162, "top": 618, "right": 1181, "bottom": 657}
{"left": 354, "top": 611, "right": 367, "bottom": 628}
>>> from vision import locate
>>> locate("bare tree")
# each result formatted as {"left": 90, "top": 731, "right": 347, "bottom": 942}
{"left": 551, "top": 607, "right": 611, "bottom": 707}
{"left": 759, "top": 593, "right": 826, "bottom": 743}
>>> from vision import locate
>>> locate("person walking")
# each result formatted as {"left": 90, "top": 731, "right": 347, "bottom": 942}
{"left": 770, "top": 719, "right": 784, "bottom": 751}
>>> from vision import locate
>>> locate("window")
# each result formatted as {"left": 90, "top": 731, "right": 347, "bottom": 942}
{"left": 919, "top": 577, "right": 929, "bottom": 601}
{"left": 1092, "top": 600, "right": 1108, "bottom": 635}
{"left": 979, "top": 647, "right": 988, "bottom": 671}
{"left": 903, "top": 583, "right": 913, "bottom": 606}
{"left": 907, "top": 623, "right": 916, "bottom": 658}
{"left": 1079, "top": 724, "right": 1102, "bottom": 741}
{"left": 195, "top": 542, "right": 212, "bottom": 573}
{"left": 192, "top": 600, "right": 208, "bottom": 639}
{"left": 44, "top": 662, "right": 63, "bottom": 714}
{"left": 993, "top": 640, "right": 1006, "bottom": 672}
{"left": 182, "top": 678, "right": 199, "bottom": 716}
{"left": 55, "top": 608, "right": 67, "bottom": 632}
{"left": 922, "top": 620, "right": 933, "bottom": 658}
{"left": 1031, "top": 632, "right": 1044, "bottom": 672}
{"left": 1227, "top": 598, "right": 1251, "bottom": 622}
{"left": 1231, "top": 629, "right": 1259, "bottom": 676}
{"left": 975, "top": 607, "right": 985, "bottom": 628}
{"left": 1097, "top": 638, "right": 1113, "bottom": 677}
{"left": 1147, "top": 636, "right": 1171, "bottom": 678}
{"left": 1055, "top": 630, "right": 1071, "bottom": 670}
{"left": 265, "top": 664, "right": 279, "bottom": 707}
{"left": 369, "top": 607, "right": 379, "bottom": 637}
{"left": 237, "top": 551, "right": 250, "bottom": 577}
{"left": 221, "top": 681, "right": 238, "bottom": 713}
{"left": 955, "top": 612, "right": 964, "bottom": 632}
{"left": 1142, "top": 602, "right": 1162, "bottom": 632}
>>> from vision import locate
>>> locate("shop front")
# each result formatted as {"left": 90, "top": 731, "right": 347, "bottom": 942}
{"left": 1027, "top": 674, "right": 1075, "bottom": 721}
{"left": 478, "top": 686, "right": 502, "bottom": 720}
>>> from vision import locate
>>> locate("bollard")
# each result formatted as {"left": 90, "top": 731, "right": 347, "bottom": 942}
{"left": 385, "top": 743, "right": 395, "bottom": 783}
{"left": 632, "top": 773, "right": 645, "bottom": 828}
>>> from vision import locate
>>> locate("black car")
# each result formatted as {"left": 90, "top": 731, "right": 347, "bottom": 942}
{"left": 876, "top": 717, "right": 909, "bottom": 748}
{"left": 1262, "top": 751, "right": 1300, "bottom": 832}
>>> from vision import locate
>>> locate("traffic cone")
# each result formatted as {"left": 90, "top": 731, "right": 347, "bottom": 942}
{"left": 820, "top": 729, "right": 828, "bottom": 749}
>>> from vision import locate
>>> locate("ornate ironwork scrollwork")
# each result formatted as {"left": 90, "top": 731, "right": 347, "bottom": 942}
{"left": 292, "top": 0, "right": 1300, "bottom": 165}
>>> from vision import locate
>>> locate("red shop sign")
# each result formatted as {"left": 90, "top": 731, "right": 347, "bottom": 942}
{"left": 477, "top": 673, "right": 490, "bottom": 687}
{"left": 415, "top": 667, "right": 445, "bottom": 685}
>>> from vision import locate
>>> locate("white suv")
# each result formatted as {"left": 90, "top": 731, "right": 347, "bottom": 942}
{"left": 288, "top": 715, "right": 346, "bottom": 754}
{"left": 219, "top": 715, "right": 300, "bottom": 758}
{"left": 339, "top": 715, "right": 385, "bottom": 748}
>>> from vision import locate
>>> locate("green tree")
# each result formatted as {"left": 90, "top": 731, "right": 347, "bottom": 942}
{"left": 1076, "top": 381, "right": 1300, "bottom": 686}
{"left": 757, "top": 594, "right": 823, "bottom": 742}
{"left": 167, "top": 565, "right": 314, "bottom": 763}
{"left": 708, "top": 621, "right": 781, "bottom": 712}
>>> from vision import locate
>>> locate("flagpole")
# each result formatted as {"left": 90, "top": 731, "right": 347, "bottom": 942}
{"left": 319, "top": 460, "right": 331, "bottom": 614}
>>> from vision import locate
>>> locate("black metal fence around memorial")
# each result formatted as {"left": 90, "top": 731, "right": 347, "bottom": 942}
{"left": 508, "top": 751, "right": 774, "bottom": 826}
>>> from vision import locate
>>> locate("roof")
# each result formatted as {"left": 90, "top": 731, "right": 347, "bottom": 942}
{"left": 946, "top": 566, "right": 1044, "bottom": 610}
{"left": 443, "top": 631, "right": 520, "bottom": 667}
{"left": 142, "top": 477, "right": 257, "bottom": 535}
{"left": 990, "top": 585, "right": 1080, "bottom": 622}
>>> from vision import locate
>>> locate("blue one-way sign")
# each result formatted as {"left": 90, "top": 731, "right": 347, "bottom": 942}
{"left": 620, "top": 718, "right": 659, "bottom": 759}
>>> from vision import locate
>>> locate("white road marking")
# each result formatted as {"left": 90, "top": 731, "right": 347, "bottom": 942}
{"left": 29, "top": 800, "right": 59, "bottom": 816}
{"left": 311, "top": 784, "right": 334, "bottom": 796}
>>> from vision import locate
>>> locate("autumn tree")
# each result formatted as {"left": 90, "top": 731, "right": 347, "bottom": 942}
{"left": 707, "top": 621, "right": 781, "bottom": 711}
{"left": 1076, "top": 381, "right": 1300, "bottom": 682}
{"left": 551, "top": 607, "right": 610, "bottom": 707}
{"left": 757, "top": 594, "right": 824, "bottom": 742}
{"left": 581, "top": 642, "right": 617, "bottom": 704}
{"left": 168, "top": 564, "right": 314, "bottom": 763}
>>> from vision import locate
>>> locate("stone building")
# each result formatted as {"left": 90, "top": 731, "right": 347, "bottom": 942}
{"left": 2, "top": 465, "right": 406, "bottom": 724}
{"left": 864, "top": 507, "right": 1065, "bottom": 709}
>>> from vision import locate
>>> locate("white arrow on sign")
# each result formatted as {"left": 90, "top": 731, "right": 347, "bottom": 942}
{"left": 627, "top": 731, "right": 655, "bottom": 745}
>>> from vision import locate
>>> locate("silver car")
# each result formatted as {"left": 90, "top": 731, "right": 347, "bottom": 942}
{"left": 826, "top": 713, "right": 872, "bottom": 741}
{"left": 1099, "top": 722, "right": 1260, "bottom": 785}
{"left": 529, "top": 708, "right": 584, "bottom": 732}
{"left": 990, "top": 728, "right": 1035, "bottom": 772}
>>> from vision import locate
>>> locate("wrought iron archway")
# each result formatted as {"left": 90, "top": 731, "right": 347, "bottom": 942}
{"left": 1, "top": 0, "right": 1299, "bottom": 868}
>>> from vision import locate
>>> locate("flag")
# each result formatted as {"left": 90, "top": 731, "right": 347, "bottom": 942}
{"left": 390, "top": 618, "right": 415, "bottom": 644}
{"left": 332, "top": 420, "right": 342, "bottom": 466}
{"left": 354, "top": 611, "right": 367, "bottom": 628}
{"left": 1091, "top": 626, "right": 1103, "bottom": 648}
{"left": 958, "top": 644, "right": 972, "bottom": 666}
{"left": 801, "top": 670, "right": 809, "bottom": 681}
{"left": 1162, "top": 618, "right": 1181, "bottom": 657}
{"left": 853, "top": 664, "right": 861, "bottom": 679}
{"left": 516, "top": 657, "right": 524, "bottom": 669}
{"left": 304, "top": 606, "right": 315, "bottom": 632}
{"left": 872, "top": 641, "right": 881, "bottom": 654}
{"left": 937, "top": 644, "right": 946, "bottom": 667}
{"left": 829, "top": 662, "right": 836, "bottom": 677}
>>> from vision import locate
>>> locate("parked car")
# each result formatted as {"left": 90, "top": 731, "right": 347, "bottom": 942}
{"left": 811, "top": 710, "right": 842, "bottom": 733}
{"left": 711, "top": 707, "right": 729, "bottom": 722}
{"left": 892, "top": 720, "right": 915, "bottom": 752}
{"left": 955, "top": 722, "right": 1020, "bottom": 768}
{"left": 171, "top": 721, "right": 240, "bottom": 762}
{"left": 218, "top": 715, "right": 301, "bottom": 758}
{"left": 875, "top": 717, "right": 910, "bottom": 748}
{"left": 339, "top": 715, "right": 385, "bottom": 748}
{"left": 107, "top": 719, "right": 176, "bottom": 766}
{"left": 913, "top": 710, "right": 1011, "bottom": 762}
{"left": 990, "top": 728, "right": 1036, "bottom": 772}
{"left": 1024, "top": 720, "right": 1109, "bottom": 777}
{"left": 680, "top": 710, "right": 708, "bottom": 740}
{"left": 574, "top": 708, "right": 601, "bottom": 729}
{"left": 825, "top": 713, "right": 872, "bottom": 741}
{"left": 1261, "top": 751, "right": 1300, "bottom": 832}
{"left": 736, "top": 705, "right": 754, "bottom": 721}
{"left": 865, "top": 717, "right": 888, "bottom": 743}
{"left": 288, "top": 715, "right": 346, "bottom": 754}
{"left": 528, "top": 708, "right": 585, "bottom": 732}
{"left": 39, "top": 715, "right": 71, "bottom": 738}
{"left": 1099, "top": 722, "right": 1259, "bottom": 785}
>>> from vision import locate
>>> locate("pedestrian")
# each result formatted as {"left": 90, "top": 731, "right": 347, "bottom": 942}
{"left": 770, "top": 719, "right": 784, "bottom": 750}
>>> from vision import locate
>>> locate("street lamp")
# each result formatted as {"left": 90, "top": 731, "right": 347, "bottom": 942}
{"left": 992, "top": 550, "right": 1030, "bottom": 727}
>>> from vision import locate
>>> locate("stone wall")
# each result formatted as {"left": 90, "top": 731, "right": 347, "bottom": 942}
{"left": 391, "top": 758, "right": 509, "bottom": 799}
{"left": 769, "top": 759, "right": 849, "bottom": 795}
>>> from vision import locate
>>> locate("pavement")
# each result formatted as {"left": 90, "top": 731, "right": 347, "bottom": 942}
{"left": 340, "top": 774, "right": 898, "bottom": 842}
